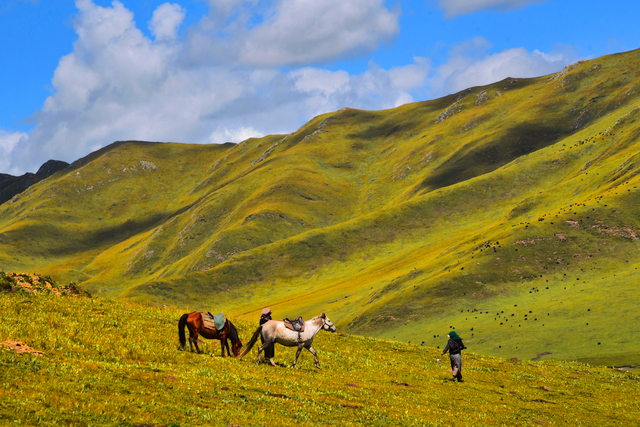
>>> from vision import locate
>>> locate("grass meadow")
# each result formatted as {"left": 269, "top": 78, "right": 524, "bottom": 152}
{"left": 1, "top": 289, "right": 639, "bottom": 426}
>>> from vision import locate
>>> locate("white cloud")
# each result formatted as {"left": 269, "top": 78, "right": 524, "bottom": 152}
{"left": 74, "top": 0, "right": 137, "bottom": 48}
{"left": 288, "top": 58, "right": 431, "bottom": 116}
{"left": 292, "top": 68, "right": 351, "bottom": 96}
{"left": 239, "top": 0, "right": 399, "bottom": 66}
{"left": 0, "top": 130, "right": 27, "bottom": 174}
{"left": 182, "top": 0, "right": 399, "bottom": 68}
{"left": 209, "top": 126, "right": 264, "bottom": 144}
{"left": 149, "top": 3, "right": 185, "bottom": 41}
{"left": 205, "top": 0, "right": 258, "bottom": 18}
{"left": 439, "top": 0, "right": 548, "bottom": 17}
{"left": 389, "top": 57, "right": 431, "bottom": 91}
{"left": 428, "top": 38, "right": 576, "bottom": 96}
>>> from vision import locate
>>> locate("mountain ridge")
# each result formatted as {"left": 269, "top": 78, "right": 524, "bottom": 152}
{"left": 0, "top": 159, "right": 69, "bottom": 205}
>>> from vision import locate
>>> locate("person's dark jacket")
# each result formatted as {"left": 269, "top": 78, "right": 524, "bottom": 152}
{"left": 260, "top": 314, "right": 275, "bottom": 359}
{"left": 442, "top": 339, "right": 465, "bottom": 355}
{"left": 259, "top": 314, "right": 271, "bottom": 326}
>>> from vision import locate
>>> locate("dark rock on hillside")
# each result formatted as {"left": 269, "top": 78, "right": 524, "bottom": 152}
{"left": 36, "top": 159, "right": 69, "bottom": 176}
{"left": 0, "top": 160, "right": 69, "bottom": 205}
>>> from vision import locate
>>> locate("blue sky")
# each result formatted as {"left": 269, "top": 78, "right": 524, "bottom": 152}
{"left": 1, "top": 0, "right": 639, "bottom": 174}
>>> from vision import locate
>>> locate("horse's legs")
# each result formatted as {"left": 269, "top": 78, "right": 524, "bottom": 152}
{"left": 306, "top": 345, "right": 320, "bottom": 369}
{"left": 189, "top": 336, "right": 202, "bottom": 353}
{"left": 224, "top": 339, "right": 231, "bottom": 357}
{"left": 187, "top": 325, "right": 195, "bottom": 352}
{"left": 293, "top": 344, "right": 304, "bottom": 369}
{"left": 255, "top": 343, "right": 266, "bottom": 364}
{"left": 188, "top": 327, "right": 203, "bottom": 354}
{"left": 268, "top": 349, "right": 276, "bottom": 367}
{"left": 220, "top": 335, "right": 226, "bottom": 357}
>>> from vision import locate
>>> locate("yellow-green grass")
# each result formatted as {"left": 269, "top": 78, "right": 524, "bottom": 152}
{"left": 1, "top": 291, "right": 639, "bottom": 426}
{"left": 1, "top": 49, "right": 640, "bottom": 368}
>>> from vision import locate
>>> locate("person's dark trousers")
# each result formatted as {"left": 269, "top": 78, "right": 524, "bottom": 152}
{"left": 450, "top": 354, "right": 462, "bottom": 381}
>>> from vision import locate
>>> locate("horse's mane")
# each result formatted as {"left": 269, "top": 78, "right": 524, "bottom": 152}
{"left": 227, "top": 320, "right": 240, "bottom": 343}
{"left": 310, "top": 314, "right": 326, "bottom": 322}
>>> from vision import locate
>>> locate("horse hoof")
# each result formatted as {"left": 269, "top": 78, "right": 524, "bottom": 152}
{"left": 316, "top": 365, "right": 321, "bottom": 369}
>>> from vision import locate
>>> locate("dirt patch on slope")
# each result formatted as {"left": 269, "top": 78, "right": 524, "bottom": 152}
{"left": 1, "top": 341, "right": 43, "bottom": 356}
{"left": 0, "top": 271, "right": 89, "bottom": 296}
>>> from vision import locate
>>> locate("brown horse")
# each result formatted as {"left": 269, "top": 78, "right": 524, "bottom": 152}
{"left": 178, "top": 312, "right": 242, "bottom": 357}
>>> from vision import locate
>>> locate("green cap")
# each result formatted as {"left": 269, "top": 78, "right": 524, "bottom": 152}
{"left": 448, "top": 331, "right": 461, "bottom": 340}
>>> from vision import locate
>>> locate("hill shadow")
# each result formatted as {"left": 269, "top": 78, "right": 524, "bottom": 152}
{"left": 418, "top": 122, "right": 567, "bottom": 192}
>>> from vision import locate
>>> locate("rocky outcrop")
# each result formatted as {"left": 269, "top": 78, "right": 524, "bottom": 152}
{"left": 476, "top": 91, "right": 489, "bottom": 105}
{"left": 571, "top": 107, "right": 591, "bottom": 131}
{"left": 435, "top": 89, "right": 472, "bottom": 123}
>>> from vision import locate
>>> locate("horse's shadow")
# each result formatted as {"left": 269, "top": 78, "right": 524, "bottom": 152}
{"left": 258, "top": 359, "right": 287, "bottom": 368}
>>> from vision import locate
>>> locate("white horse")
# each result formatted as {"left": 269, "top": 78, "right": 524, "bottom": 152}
{"left": 237, "top": 313, "right": 336, "bottom": 368}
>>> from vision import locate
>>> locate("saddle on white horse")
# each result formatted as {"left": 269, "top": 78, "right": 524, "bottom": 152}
{"left": 283, "top": 316, "right": 305, "bottom": 332}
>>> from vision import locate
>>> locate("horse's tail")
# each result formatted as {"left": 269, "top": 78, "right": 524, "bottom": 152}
{"left": 237, "top": 325, "right": 262, "bottom": 359}
{"left": 178, "top": 314, "right": 188, "bottom": 347}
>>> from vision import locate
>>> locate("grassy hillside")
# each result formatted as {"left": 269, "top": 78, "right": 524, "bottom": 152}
{"left": 1, "top": 291, "right": 639, "bottom": 426}
{"left": 0, "top": 49, "right": 639, "bottom": 366}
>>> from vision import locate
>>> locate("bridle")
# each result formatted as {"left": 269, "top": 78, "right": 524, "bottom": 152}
{"left": 322, "top": 317, "right": 334, "bottom": 330}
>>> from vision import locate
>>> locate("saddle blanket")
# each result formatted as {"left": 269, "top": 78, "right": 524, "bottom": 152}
{"left": 202, "top": 312, "right": 225, "bottom": 331}
{"left": 284, "top": 316, "right": 305, "bottom": 332}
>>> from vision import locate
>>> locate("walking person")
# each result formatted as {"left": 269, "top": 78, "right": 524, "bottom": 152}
{"left": 441, "top": 331, "right": 465, "bottom": 382}
{"left": 259, "top": 308, "right": 276, "bottom": 366}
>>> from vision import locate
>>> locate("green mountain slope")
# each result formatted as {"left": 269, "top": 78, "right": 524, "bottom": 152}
{"left": 1, "top": 49, "right": 639, "bottom": 366}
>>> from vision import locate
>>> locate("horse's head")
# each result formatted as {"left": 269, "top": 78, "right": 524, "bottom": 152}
{"left": 320, "top": 312, "right": 336, "bottom": 333}
{"left": 232, "top": 338, "right": 243, "bottom": 357}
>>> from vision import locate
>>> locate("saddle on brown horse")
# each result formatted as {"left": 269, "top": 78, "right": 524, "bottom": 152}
{"left": 203, "top": 312, "right": 226, "bottom": 331}
{"left": 283, "top": 316, "right": 305, "bottom": 332}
